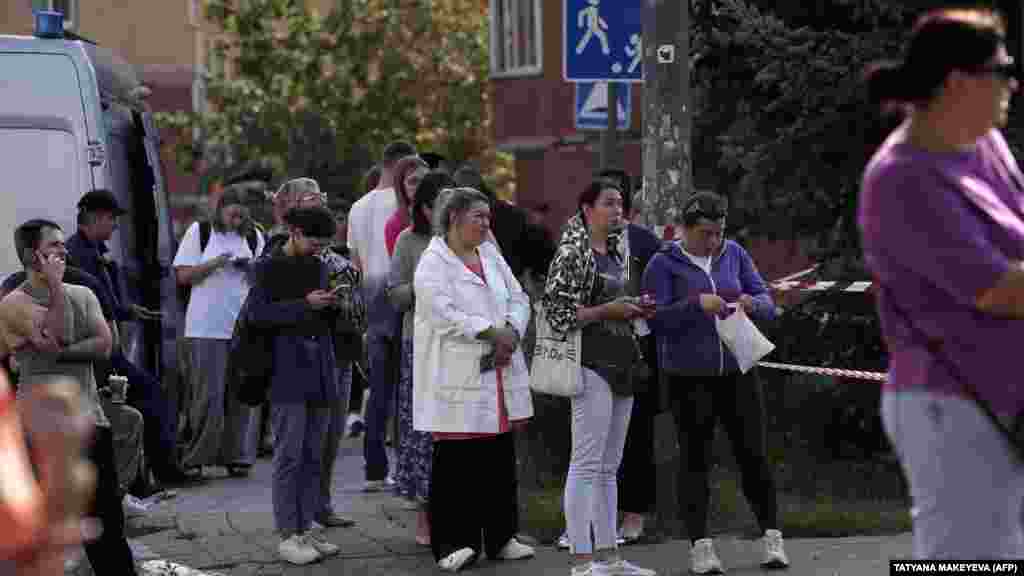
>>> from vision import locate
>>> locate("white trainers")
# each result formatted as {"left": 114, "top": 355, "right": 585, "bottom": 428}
{"left": 438, "top": 547, "right": 476, "bottom": 572}
{"left": 305, "top": 531, "right": 340, "bottom": 557}
{"left": 496, "top": 538, "right": 535, "bottom": 560}
{"left": 690, "top": 538, "right": 724, "bottom": 574}
{"left": 594, "top": 558, "right": 658, "bottom": 576}
{"left": 278, "top": 534, "right": 320, "bottom": 565}
{"left": 761, "top": 529, "right": 789, "bottom": 569}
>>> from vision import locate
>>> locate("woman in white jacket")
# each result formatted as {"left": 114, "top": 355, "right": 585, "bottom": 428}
{"left": 413, "top": 187, "right": 536, "bottom": 572}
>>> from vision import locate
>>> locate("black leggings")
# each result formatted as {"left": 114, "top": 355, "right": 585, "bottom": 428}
{"left": 667, "top": 370, "right": 778, "bottom": 542}
{"left": 84, "top": 426, "right": 137, "bottom": 574}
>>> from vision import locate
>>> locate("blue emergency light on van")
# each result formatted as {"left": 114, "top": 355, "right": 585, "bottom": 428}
{"left": 33, "top": 11, "right": 65, "bottom": 39}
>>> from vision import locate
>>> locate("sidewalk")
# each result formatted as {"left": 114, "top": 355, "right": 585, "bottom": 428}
{"left": 99, "top": 438, "right": 911, "bottom": 575}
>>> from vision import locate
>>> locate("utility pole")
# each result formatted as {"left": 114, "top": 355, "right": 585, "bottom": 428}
{"left": 644, "top": 0, "right": 691, "bottom": 539}
{"left": 641, "top": 0, "right": 691, "bottom": 235}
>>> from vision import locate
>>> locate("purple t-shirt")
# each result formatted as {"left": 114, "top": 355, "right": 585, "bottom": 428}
{"left": 859, "top": 125, "right": 1024, "bottom": 415}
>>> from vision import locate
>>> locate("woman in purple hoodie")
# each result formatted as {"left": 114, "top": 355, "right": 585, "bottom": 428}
{"left": 641, "top": 192, "right": 787, "bottom": 574}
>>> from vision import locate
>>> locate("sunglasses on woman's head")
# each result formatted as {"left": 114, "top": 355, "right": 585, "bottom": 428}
{"left": 967, "top": 60, "right": 1018, "bottom": 81}
{"left": 684, "top": 200, "right": 725, "bottom": 221}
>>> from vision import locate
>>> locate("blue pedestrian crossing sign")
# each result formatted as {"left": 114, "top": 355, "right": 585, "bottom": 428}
{"left": 575, "top": 82, "right": 630, "bottom": 131}
{"left": 564, "top": 0, "right": 643, "bottom": 82}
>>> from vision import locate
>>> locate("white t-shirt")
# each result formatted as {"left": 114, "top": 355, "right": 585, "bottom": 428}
{"left": 172, "top": 222, "right": 265, "bottom": 340}
{"left": 347, "top": 186, "right": 396, "bottom": 282}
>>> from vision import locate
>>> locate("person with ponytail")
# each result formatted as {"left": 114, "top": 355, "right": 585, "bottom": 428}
{"left": 859, "top": 7, "right": 1024, "bottom": 559}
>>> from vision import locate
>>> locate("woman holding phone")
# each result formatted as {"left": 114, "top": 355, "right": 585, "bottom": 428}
{"left": 641, "top": 192, "right": 785, "bottom": 574}
{"left": 542, "top": 178, "right": 656, "bottom": 576}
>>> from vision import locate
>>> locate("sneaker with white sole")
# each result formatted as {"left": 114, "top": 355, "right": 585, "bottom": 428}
{"left": 305, "top": 531, "right": 340, "bottom": 557}
{"left": 761, "top": 529, "right": 789, "bottom": 569}
{"left": 690, "top": 538, "right": 724, "bottom": 574}
{"left": 438, "top": 547, "right": 476, "bottom": 572}
{"left": 496, "top": 538, "right": 535, "bottom": 560}
{"left": 594, "top": 558, "right": 658, "bottom": 576}
{"left": 278, "top": 534, "right": 320, "bottom": 565}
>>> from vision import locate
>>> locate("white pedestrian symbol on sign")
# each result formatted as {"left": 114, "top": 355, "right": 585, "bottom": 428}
{"left": 575, "top": 0, "right": 610, "bottom": 55}
{"left": 625, "top": 33, "right": 642, "bottom": 73}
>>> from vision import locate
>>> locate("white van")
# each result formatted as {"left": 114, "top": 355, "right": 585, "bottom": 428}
{"left": 0, "top": 27, "right": 181, "bottom": 381}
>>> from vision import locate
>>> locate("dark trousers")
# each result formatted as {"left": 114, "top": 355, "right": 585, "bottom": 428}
{"left": 618, "top": 334, "right": 658, "bottom": 515}
{"left": 110, "top": 353, "right": 178, "bottom": 480}
{"left": 668, "top": 370, "right": 778, "bottom": 542}
{"left": 429, "top": 433, "right": 519, "bottom": 563}
{"left": 85, "top": 426, "right": 137, "bottom": 574}
{"left": 363, "top": 332, "right": 398, "bottom": 481}
{"left": 349, "top": 360, "right": 366, "bottom": 414}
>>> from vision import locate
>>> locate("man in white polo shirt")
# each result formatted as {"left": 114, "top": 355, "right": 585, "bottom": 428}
{"left": 347, "top": 141, "right": 416, "bottom": 491}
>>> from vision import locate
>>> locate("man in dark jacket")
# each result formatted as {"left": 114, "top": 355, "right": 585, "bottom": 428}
{"left": 65, "top": 189, "right": 190, "bottom": 486}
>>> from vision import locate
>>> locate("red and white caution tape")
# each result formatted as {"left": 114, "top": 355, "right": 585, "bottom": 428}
{"left": 770, "top": 280, "right": 874, "bottom": 293}
{"left": 757, "top": 361, "right": 888, "bottom": 382}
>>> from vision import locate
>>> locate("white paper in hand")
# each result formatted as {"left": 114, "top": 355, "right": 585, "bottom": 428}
{"left": 715, "top": 305, "right": 775, "bottom": 373}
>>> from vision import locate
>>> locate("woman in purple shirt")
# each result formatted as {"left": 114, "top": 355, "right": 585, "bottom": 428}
{"left": 860, "top": 7, "right": 1024, "bottom": 559}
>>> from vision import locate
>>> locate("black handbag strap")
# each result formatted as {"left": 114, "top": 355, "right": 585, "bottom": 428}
{"left": 880, "top": 284, "right": 1024, "bottom": 461}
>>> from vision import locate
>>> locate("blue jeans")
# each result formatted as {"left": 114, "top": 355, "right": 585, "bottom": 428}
{"left": 363, "top": 332, "right": 398, "bottom": 481}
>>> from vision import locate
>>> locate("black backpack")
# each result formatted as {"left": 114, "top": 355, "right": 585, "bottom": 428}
{"left": 177, "top": 221, "right": 261, "bottom": 311}
{"left": 229, "top": 292, "right": 273, "bottom": 406}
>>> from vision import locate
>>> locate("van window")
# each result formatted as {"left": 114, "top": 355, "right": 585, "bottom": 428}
{"left": 0, "top": 128, "right": 80, "bottom": 279}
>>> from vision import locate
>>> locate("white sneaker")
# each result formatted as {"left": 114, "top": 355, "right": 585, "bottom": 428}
{"left": 761, "top": 529, "right": 789, "bottom": 569}
{"left": 363, "top": 475, "right": 396, "bottom": 492}
{"left": 278, "top": 534, "right": 320, "bottom": 565}
{"left": 496, "top": 538, "right": 535, "bottom": 560}
{"left": 123, "top": 494, "right": 148, "bottom": 518}
{"left": 557, "top": 531, "right": 570, "bottom": 550}
{"left": 690, "top": 538, "right": 724, "bottom": 574}
{"left": 305, "top": 531, "right": 340, "bottom": 557}
{"left": 438, "top": 547, "right": 476, "bottom": 572}
{"left": 594, "top": 558, "right": 658, "bottom": 576}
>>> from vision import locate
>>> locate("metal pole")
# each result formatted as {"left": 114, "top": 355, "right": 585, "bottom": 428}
{"left": 600, "top": 82, "right": 620, "bottom": 169}
{"left": 645, "top": 0, "right": 690, "bottom": 540}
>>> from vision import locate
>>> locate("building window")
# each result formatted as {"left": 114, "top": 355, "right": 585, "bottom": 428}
{"left": 490, "top": 0, "right": 543, "bottom": 77}
{"left": 32, "top": 0, "right": 78, "bottom": 31}
{"left": 188, "top": 0, "right": 200, "bottom": 27}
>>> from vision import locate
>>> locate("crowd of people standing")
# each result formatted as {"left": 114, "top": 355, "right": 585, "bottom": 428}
{"left": 8, "top": 8, "right": 1024, "bottom": 570}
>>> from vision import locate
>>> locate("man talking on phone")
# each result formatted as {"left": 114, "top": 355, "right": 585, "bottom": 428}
{"left": 0, "top": 219, "right": 137, "bottom": 574}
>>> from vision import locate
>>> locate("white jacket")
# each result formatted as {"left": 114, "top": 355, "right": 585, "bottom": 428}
{"left": 412, "top": 237, "right": 533, "bottom": 433}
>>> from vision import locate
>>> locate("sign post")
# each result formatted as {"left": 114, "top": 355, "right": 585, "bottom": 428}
{"left": 564, "top": 0, "right": 643, "bottom": 170}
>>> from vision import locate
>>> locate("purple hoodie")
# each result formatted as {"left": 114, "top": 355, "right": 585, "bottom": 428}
{"left": 641, "top": 239, "right": 776, "bottom": 376}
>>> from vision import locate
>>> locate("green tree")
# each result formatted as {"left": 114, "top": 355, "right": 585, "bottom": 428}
{"left": 157, "top": 0, "right": 499, "bottom": 207}
{"left": 692, "top": 0, "right": 913, "bottom": 262}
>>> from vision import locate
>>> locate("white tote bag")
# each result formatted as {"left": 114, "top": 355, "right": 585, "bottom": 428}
{"left": 529, "top": 302, "right": 583, "bottom": 397}
{"left": 715, "top": 305, "right": 775, "bottom": 374}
